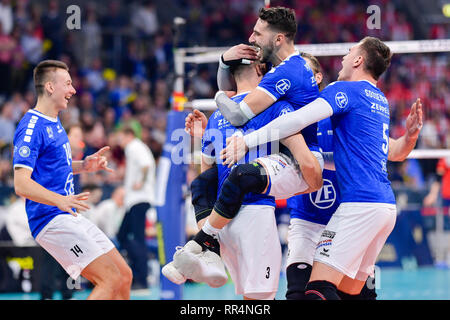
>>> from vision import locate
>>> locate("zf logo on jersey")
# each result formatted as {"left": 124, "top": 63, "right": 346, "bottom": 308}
{"left": 335, "top": 92, "right": 348, "bottom": 108}
{"left": 275, "top": 79, "right": 291, "bottom": 95}
{"left": 309, "top": 179, "right": 336, "bottom": 209}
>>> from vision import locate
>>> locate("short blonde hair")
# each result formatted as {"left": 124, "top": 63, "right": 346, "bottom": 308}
{"left": 33, "top": 60, "right": 69, "bottom": 96}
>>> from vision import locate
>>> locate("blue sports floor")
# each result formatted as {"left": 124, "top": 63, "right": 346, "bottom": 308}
{"left": 0, "top": 266, "right": 448, "bottom": 300}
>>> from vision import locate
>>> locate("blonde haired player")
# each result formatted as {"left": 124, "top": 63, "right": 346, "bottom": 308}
{"left": 13, "top": 60, "right": 132, "bottom": 300}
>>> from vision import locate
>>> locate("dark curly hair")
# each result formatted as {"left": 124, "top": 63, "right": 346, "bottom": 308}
{"left": 258, "top": 6, "right": 297, "bottom": 41}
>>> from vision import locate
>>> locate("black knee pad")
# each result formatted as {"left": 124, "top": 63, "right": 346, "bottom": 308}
{"left": 359, "top": 276, "right": 377, "bottom": 300}
{"left": 305, "top": 280, "right": 341, "bottom": 300}
{"left": 191, "top": 167, "right": 218, "bottom": 223}
{"left": 337, "top": 277, "right": 377, "bottom": 300}
{"left": 214, "top": 162, "right": 268, "bottom": 219}
{"left": 285, "top": 263, "right": 312, "bottom": 300}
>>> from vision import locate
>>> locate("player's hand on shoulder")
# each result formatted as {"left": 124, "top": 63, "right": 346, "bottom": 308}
{"left": 56, "top": 192, "right": 91, "bottom": 216}
{"left": 83, "top": 146, "right": 114, "bottom": 173}
{"left": 185, "top": 109, "right": 207, "bottom": 138}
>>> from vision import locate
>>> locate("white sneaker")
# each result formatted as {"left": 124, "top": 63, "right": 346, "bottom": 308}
{"left": 161, "top": 261, "right": 186, "bottom": 285}
{"left": 173, "top": 240, "right": 228, "bottom": 288}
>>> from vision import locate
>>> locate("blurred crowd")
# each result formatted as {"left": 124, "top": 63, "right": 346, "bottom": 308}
{"left": 0, "top": 0, "right": 448, "bottom": 219}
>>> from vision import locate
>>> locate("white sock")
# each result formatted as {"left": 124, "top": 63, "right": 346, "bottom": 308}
{"left": 202, "top": 219, "right": 221, "bottom": 238}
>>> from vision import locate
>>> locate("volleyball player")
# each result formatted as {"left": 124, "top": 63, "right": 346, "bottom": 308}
{"left": 13, "top": 60, "right": 132, "bottom": 300}
{"left": 220, "top": 37, "right": 423, "bottom": 299}
{"left": 163, "top": 59, "right": 324, "bottom": 294}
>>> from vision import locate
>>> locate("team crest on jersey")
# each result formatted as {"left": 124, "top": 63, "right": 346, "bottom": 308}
{"left": 46, "top": 126, "right": 54, "bottom": 139}
{"left": 335, "top": 92, "right": 348, "bottom": 108}
{"left": 275, "top": 79, "right": 291, "bottom": 95}
{"left": 18, "top": 146, "right": 31, "bottom": 158}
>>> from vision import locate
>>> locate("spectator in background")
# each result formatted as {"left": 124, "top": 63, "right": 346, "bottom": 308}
{"left": 83, "top": 58, "right": 106, "bottom": 96}
{"left": 13, "top": 0, "right": 29, "bottom": 30}
{"left": 423, "top": 157, "right": 450, "bottom": 211}
{"left": 89, "top": 186, "right": 126, "bottom": 242}
{"left": 0, "top": 102, "right": 15, "bottom": 147}
{"left": 99, "top": 0, "right": 127, "bottom": 58}
{"left": 0, "top": 20, "right": 16, "bottom": 97}
{"left": 116, "top": 126, "right": 156, "bottom": 290}
{"left": 419, "top": 118, "right": 441, "bottom": 149}
{"left": 40, "top": 0, "right": 63, "bottom": 59}
{"left": 67, "top": 124, "right": 85, "bottom": 194}
{"left": 20, "top": 21, "right": 43, "bottom": 67}
{"left": 0, "top": 0, "right": 13, "bottom": 36}
{"left": 390, "top": 12, "right": 413, "bottom": 41}
{"left": 0, "top": 196, "right": 33, "bottom": 246}
{"left": 190, "top": 67, "right": 215, "bottom": 99}
{"left": 132, "top": 0, "right": 159, "bottom": 39}
{"left": 78, "top": 5, "right": 102, "bottom": 69}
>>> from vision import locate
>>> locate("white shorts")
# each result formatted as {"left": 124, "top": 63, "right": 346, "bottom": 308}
{"left": 256, "top": 152, "right": 324, "bottom": 200}
{"left": 218, "top": 205, "right": 281, "bottom": 299}
{"left": 286, "top": 218, "right": 325, "bottom": 267}
{"left": 314, "top": 202, "right": 396, "bottom": 281}
{"left": 36, "top": 214, "right": 115, "bottom": 279}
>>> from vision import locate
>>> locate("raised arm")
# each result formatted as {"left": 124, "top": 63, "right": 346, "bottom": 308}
{"left": 217, "top": 44, "right": 259, "bottom": 92}
{"left": 388, "top": 98, "right": 423, "bottom": 162}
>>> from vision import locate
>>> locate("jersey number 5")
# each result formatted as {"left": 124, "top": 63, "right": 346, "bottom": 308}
{"left": 382, "top": 123, "right": 389, "bottom": 155}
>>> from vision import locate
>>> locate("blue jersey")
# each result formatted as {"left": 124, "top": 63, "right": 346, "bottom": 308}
{"left": 288, "top": 118, "right": 340, "bottom": 225}
{"left": 202, "top": 92, "right": 294, "bottom": 207}
{"left": 257, "top": 52, "right": 319, "bottom": 151}
{"left": 13, "top": 109, "right": 74, "bottom": 238}
{"left": 319, "top": 80, "right": 395, "bottom": 204}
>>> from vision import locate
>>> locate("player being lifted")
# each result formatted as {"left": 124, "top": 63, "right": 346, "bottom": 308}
{"left": 220, "top": 37, "right": 423, "bottom": 299}
{"left": 13, "top": 60, "right": 132, "bottom": 300}
{"left": 162, "top": 6, "right": 328, "bottom": 289}
{"left": 163, "top": 59, "right": 324, "bottom": 295}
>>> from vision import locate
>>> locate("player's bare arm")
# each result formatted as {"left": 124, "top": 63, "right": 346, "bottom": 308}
{"left": 14, "top": 167, "right": 90, "bottom": 216}
{"left": 388, "top": 98, "right": 423, "bottom": 161}
{"left": 280, "top": 134, "right": 323, "bottom": 192}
